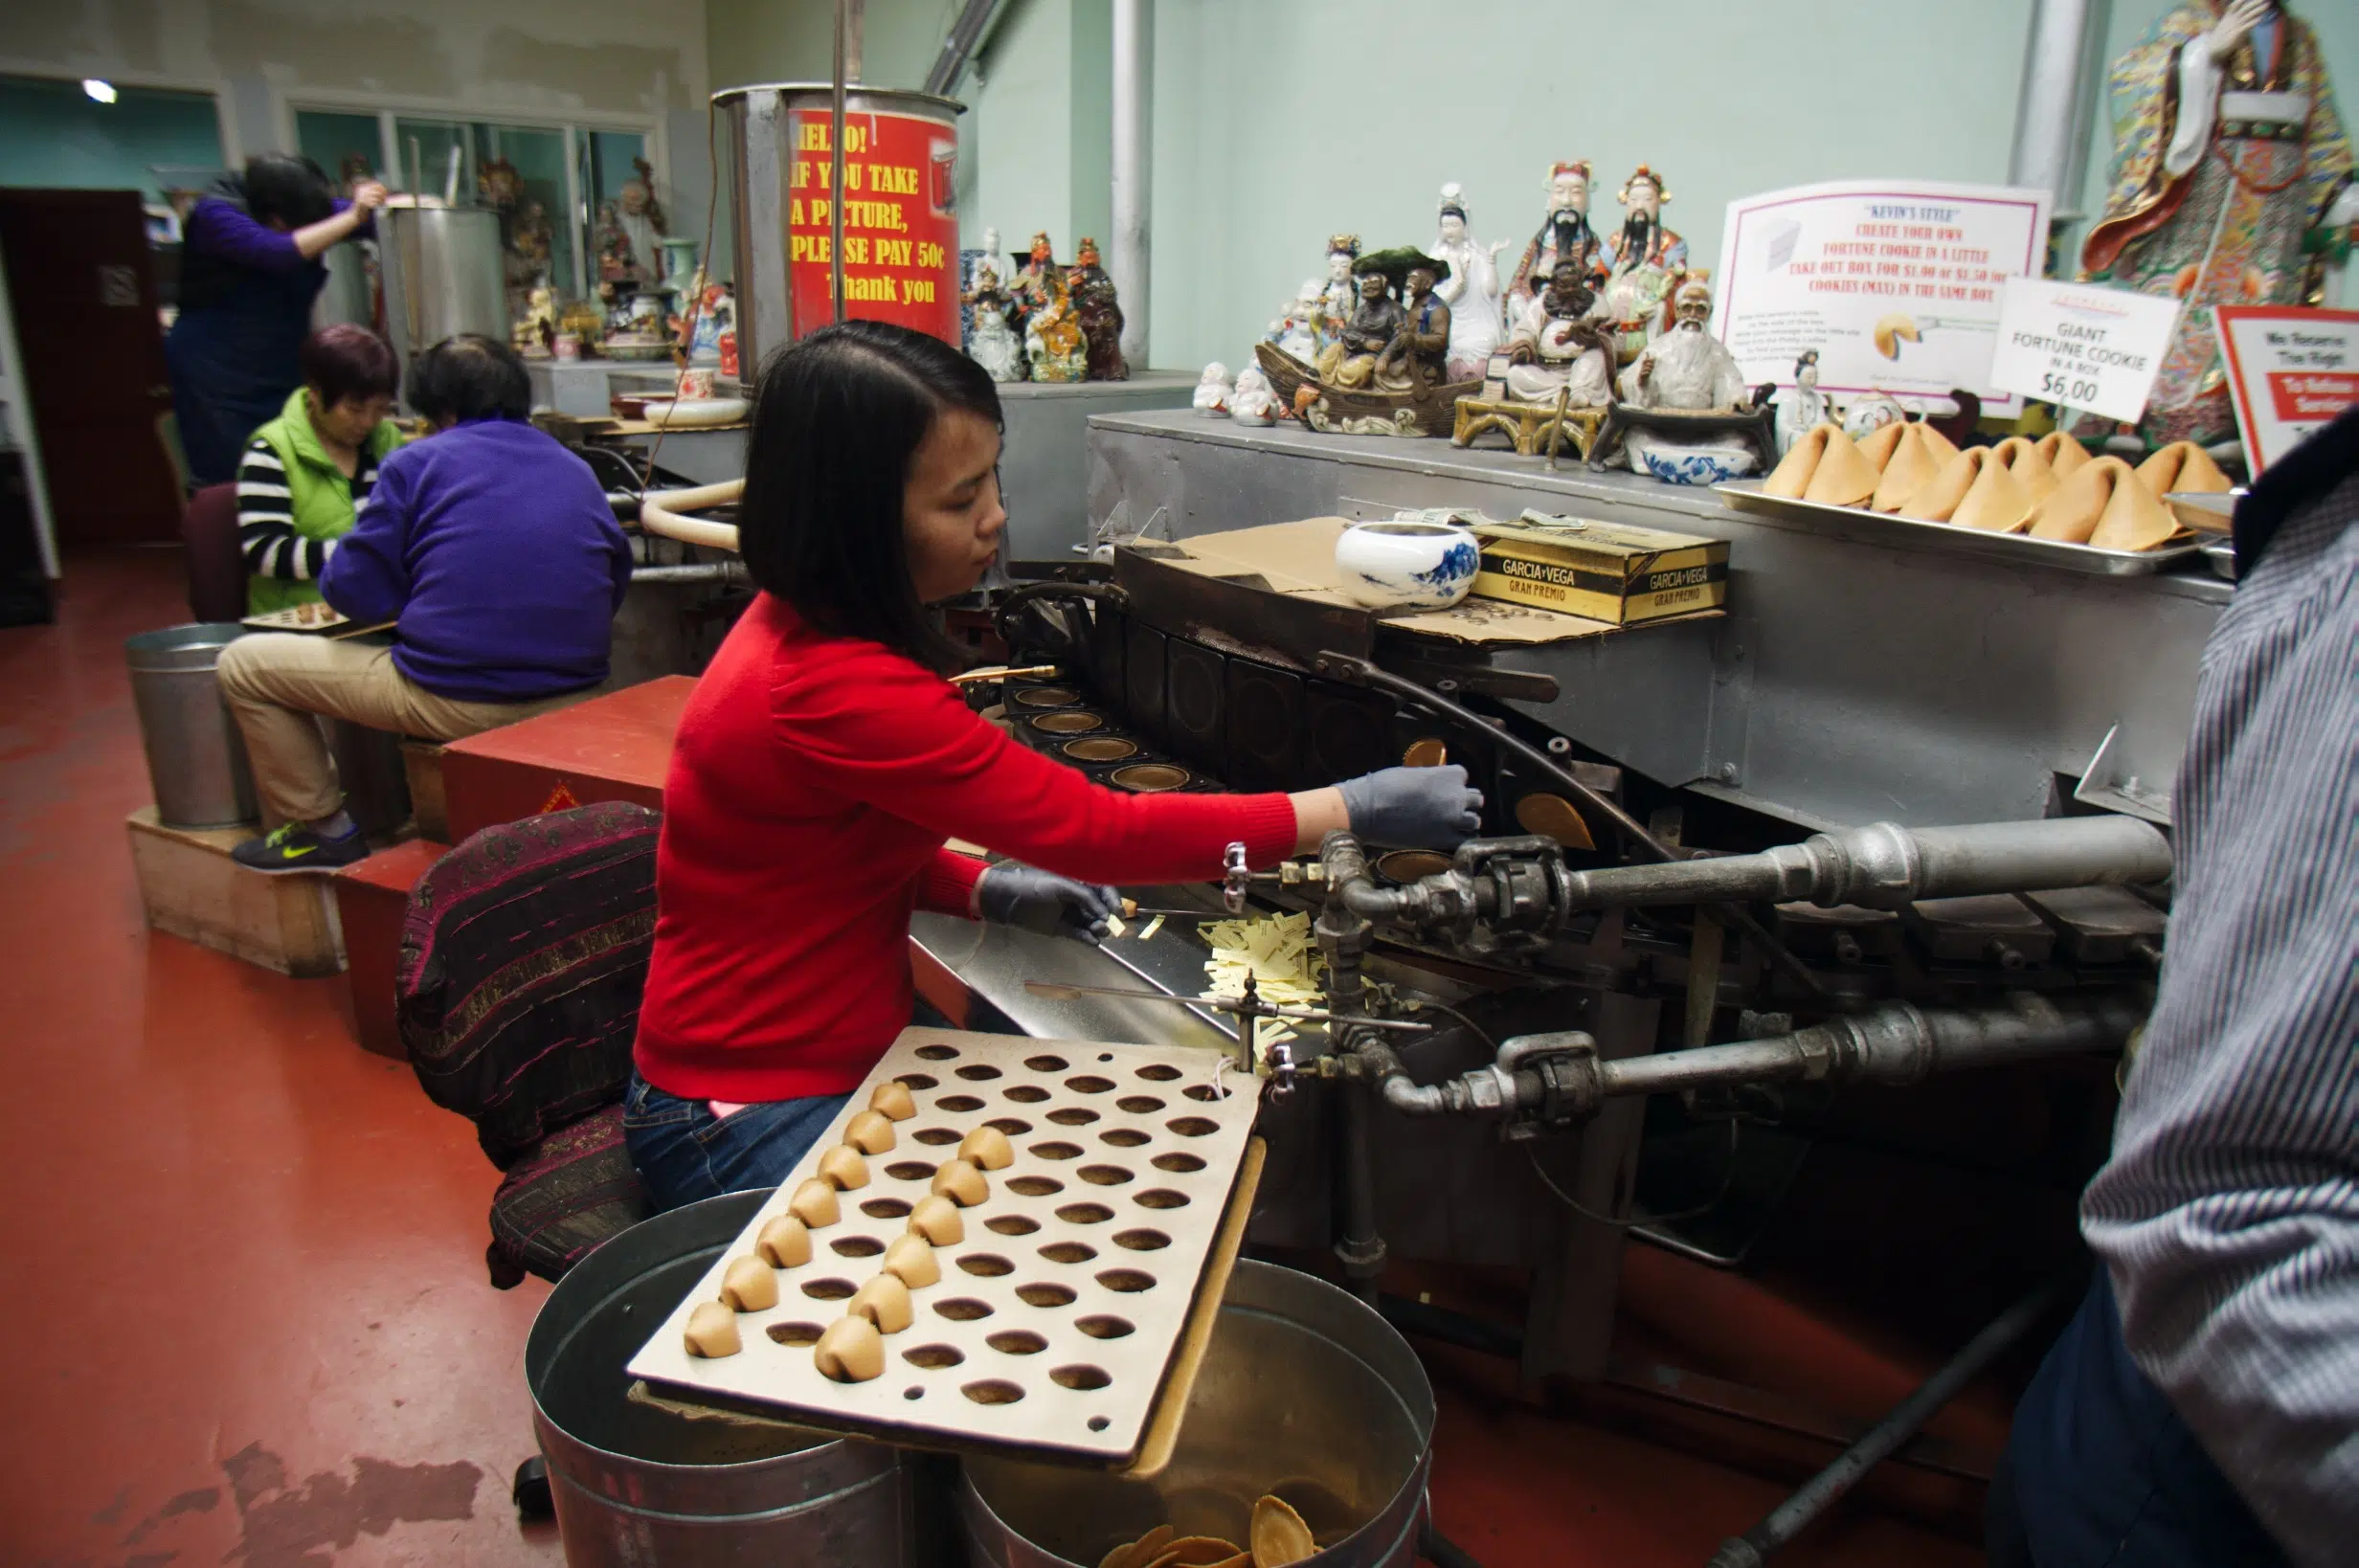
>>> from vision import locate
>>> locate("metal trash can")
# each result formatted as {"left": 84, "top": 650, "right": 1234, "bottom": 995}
{"left": 124, "top": 623, "right": 258, "bottom": 829}
{"left": 528, "top": 1191, "right": 915, "bottom": 1566}
{"left": 960, "top": 1260, "right": 1436, "bottom": 1567}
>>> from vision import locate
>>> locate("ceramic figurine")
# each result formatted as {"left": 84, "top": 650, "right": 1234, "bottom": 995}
{"left": 1432, "top": 184, "right": 1508, "bottom": 382}
{"left": 958, "top": 229, "right": 1010, "bottom": 357}
{"left": 1266, "top": 278, "right": 1328, "bottom": 364}
{"left": 1617, "top": 278, "right": 1756, "bottom": 474}
{"left": 1024, "top": 269, "right": 1088, "bottom": 383}
{"left": 1594, "top": 165, "right": 1690, "bottom": 365}
{"left": 1508, "top": 161, "right": 1602, "bottom": 321}
{"left": 1318, "top": 265, "right": 1407, "bottom": 388}
{"left": 961, "top": 261, "right": 1025, "bottom": 382}
{"left": 594, "top": 201, "right": 638, "bottom": 286}
{"left": 1011, "top": 231, "right": 1062, "bottom": 341}
{"left": 1373, "top": 251, "right": 1451, "bottom": 393}
{"left": 1231, "top": 365, "right": 1278, "bottom": 425}
{"left": 1775, "top": 349, "right": 1831, "bottom": 455}
{"left": 1072, "top": 257, "right": 1127, "bottom": 380}
{"left": 618, "top": 156, "right": 668, "bottom": 284}
{"left": 1257, "top": 245, "right": 1477, "bottom": 437}
{"left": 688, "top": 280, "right": 734, "bottom": 363}
{"left": 514, "top": 284, "right": 558, "bottom": 357}
{"left": 1504, "top": 261, "right": 1616, "bottom": 406}
{"left": 1841, "top": 391, "right": 1908, "bottom": 442}
{"left": 1194, "top": 363, "right": 1234, "bottom": 415}
{"left": 2076, "top": 1, "right": 2349, "bottom": 450}
{"left": 1318, "top": 235, "right": 1362, "bottom": 344}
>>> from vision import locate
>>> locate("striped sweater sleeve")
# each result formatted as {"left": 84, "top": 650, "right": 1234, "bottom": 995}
{"left": 236, "top": 438, "right": 333, "bottom": 581}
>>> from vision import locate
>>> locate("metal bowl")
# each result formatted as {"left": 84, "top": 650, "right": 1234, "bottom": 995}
{"left": 1030, "top": 710, "right": 1105, "bottom": 735}
{"left": 1062, "top": 736, "right": 1140, "bottom": 763}
{"left": 1012, "top": 686, "right": 1084, "bottom": 709}
{"left": 1110, "top": 763, "right": 1191, "bottom": 793}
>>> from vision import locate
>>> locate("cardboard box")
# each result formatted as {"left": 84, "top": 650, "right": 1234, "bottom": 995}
{"left": 1470, "top": 517, "right": 1729, "bottom": 625}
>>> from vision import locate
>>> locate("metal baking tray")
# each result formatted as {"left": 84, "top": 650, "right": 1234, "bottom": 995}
{"left": 1713, "top": 482, "right": 2206, "bottom": 577}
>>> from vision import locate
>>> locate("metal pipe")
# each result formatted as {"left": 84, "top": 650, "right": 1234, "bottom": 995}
{"left": 639, "top": 480, "right": 744, "bottom": 551}
{"left": 1562, "top": 817, "right": 2171, "bottom": 913}
{"left": 1110, "top": 0, "right": 1151, "bottom": 370}
{"left": 925, "top": 0, "right": 1001, "bottom": 95}
{"left": 630, "top": 562, "right": 748, "bottom": 584}
{"left": 2009, "top": 0, "right": 2097, "bottom": 212}
{"left": 1707, "top": 1276, "right": 2072, "bottom": 1567}
{"left": 830, "top": 0, "right": 850, "bottom": 325}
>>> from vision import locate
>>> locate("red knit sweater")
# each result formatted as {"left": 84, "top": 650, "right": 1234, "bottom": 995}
{"left": 633, "top": 594, "right": 1299, "bottom": 1101}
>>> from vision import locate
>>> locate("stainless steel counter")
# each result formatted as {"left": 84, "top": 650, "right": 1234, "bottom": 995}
{"left": 1088, "top": 410, "right": 2228, "bottom": 829}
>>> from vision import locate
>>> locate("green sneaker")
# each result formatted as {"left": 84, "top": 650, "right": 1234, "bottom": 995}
{"left": 230, "top": 820, "right": 371, "bottom": 875}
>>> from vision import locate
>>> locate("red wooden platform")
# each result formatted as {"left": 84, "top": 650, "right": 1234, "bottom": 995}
{"left": 440, "top": 676, "right": 696, "bottom": 845}
{"left": 332, "top": 839, "right": 450, "bottom": 1060}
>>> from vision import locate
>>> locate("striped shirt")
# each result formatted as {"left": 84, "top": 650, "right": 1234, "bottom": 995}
{"left": 236, "top": 437, "right": 380, "bottom": 582}
{"left": 2079, "top": 437, "right": 2357, "bottom": 1565}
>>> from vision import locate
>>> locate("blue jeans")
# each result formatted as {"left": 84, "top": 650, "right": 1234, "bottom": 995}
{"left": 621, "top": 1074, "right": 851, "bottom": 1213}
{"left": 1991, "top": 1270, "right": 2286, "bottom": 1568}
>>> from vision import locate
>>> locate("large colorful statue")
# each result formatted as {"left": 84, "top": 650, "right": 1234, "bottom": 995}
{"left": 1318, "top": 235, "right": 1363, "bottom": 343}
{"left": 1508, "top": 161, "right": 1601, "bottom": 321}
{"left": 1318, "top": 268, "right": 1407, "bottom": 389}
{"left": 1617, "top": 278, "right": 1755, "bottom": 470}
{"left": 1594, "top": 165, "right": 1689, "bottom": 364}
{"left": 961, "top": 260, "right": 1025, "bottom": 382}
{"left": 1011, "top": 231, "right": 1062, "bottom": 341}
{"left": 1431, "top": 183, "right": 1507, "bottom": 381}
{"left": 1504, "top": 261, "right": 1616, "bottom": 407}
{"left": 1024, "top": 268, "right": 1088, "bottom": 383}
{"left": 1071, "top": 253, "right": 1128, "bottom": 381}
{"left": 2078, "top": 0, "right": 2350, "bottom": 450}
{"left": 1372, "top": 251, "right": 1452, "bottom": 393}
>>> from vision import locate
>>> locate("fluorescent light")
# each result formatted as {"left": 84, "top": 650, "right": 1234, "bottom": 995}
{"left": 83, "top": 78, "right": 118, "bottom": 104}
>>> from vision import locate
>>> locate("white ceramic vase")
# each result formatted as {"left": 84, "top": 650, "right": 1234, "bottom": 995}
{"left": 1334, "top": 521, "right": 1479, "bottom": 609}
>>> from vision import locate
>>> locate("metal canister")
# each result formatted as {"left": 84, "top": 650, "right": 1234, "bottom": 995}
{"left": 712, "top": 83, "right": 966, "bottom": 370}
{"left": 124, "top": 623, "right": 258, "bottom": 828}
{"left": 960, "top": 1260, "right": 1435, "bottom": 1567}
{"left": 527, "top": 1191, "right": 913, "bottom": 1566}
{"left": 376, "top": 205, "right": 507, "bottom": 395}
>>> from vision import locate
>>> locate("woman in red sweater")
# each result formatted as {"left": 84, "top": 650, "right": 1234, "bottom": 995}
{"left": 626, "top": 321, "right": 1480, "bottom": 1211}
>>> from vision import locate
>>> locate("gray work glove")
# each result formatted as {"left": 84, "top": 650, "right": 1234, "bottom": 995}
{"left": 976, "top": 862, "right": 1122, "bottom": 943}
{"left": 1337, "top": 764, "right": 1484, "bottom": 849}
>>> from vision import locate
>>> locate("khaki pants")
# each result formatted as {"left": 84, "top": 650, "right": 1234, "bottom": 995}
{"left": 217, "top": 634, "right": 588, "bottom": 824}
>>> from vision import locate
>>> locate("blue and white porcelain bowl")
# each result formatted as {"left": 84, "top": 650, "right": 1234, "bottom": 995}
{"left": 1636, "top": 445, "right": 1757, "bottom": 486}
{"left": 1335, "top": 521, "right": 1480, "bottom": 609}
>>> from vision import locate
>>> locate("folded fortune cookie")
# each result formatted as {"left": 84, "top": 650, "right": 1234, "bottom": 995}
{"left": 2035, "top": 430, "right": 2092, "bottom": 478}
{"left": 1872, "top": 425, "right": 1949, "bottom": 513}
{"left": 2024, "top": 456, "right": 2179, "bottom": 549}
{"left": 1904, "top": 447, "right": 2035, "bottom": 533}
{"left": 1990, "top": 437, "right": 2058, "bottom": 503}
{"left": 2135, "top": 440, "right": 2234, "bottom": 498}
{"left": 1764, "top": 424, "right": 1841, "bottom": 499}
{"left": 1856, "top": 419, "right": 1910, "bottom": 471}
{"left": 1763, "top": 424, "right": 1878, "bottom": 507}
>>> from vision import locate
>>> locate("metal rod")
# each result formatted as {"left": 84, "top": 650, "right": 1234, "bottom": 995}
{"left": 1110, "top": 0, "right": 1151, "bottom": 370}
{"left": 925, "top": 0, "right": 1003, "bottom": 96}
{"left": 1706, "top": 1275, "right": 2072, "bottom": 1568}
{"left": 830, "top": 0, "right": 849, "bottom": 325}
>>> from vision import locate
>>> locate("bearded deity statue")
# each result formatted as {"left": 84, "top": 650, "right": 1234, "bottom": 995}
{"left": 1593, "top": 165, "right": 1690, "bottom": 365}
{"left": 1508, "top": 161, "right": 1602, "bottom": 321}
{"left": 2076, "top": 0, "right": 2350, "bottom": 451}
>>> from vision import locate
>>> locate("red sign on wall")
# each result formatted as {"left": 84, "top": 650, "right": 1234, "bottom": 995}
{"left": 787, "top": 108, "right": 960, "bottom": 345}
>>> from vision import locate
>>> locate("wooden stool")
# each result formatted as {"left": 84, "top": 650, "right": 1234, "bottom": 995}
{"left": 1451, "top": 398, "right": 1606, "bottom": 459}
{"left": 334, "top": 839, "right": 448, "bottom": 1060}
{"left": 126, "top": 807, "right": 345, "bottom": 977}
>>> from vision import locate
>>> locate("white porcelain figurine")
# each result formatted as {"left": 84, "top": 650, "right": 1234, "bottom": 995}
{"left": 1230, "top": 365, "right": 1278, "bottom": 425}
{"left": 1194, "top": 362, "right": 1234, "bottom": 416}
{"left": 1432, "top": 183, "right": 1507, "bottom": 383}
{"left": 1775, "top": 348, "right": 1831, "bottom": 455}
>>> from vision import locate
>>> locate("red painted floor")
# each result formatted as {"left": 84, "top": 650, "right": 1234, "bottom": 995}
{"left": 0, "top": 549, "right": 1991, "bottom": 1567}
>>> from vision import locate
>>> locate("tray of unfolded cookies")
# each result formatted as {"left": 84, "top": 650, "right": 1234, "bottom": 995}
{"left": 627, "top": 1028, "right": 1263, "bottom": 1467}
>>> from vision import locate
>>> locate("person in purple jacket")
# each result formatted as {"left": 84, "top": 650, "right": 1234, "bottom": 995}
{"left": 216, "top": 335, "right": 635, "bottom": 872}
{"left": 165, "top": 153, "right": 387, "bottom": 487}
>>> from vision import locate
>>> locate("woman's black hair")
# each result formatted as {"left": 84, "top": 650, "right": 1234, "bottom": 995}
{"left": 406, "top": 334, "right": 532, "bottom": 424}
{"left": 301, "top": 324, "right": 399, "bottom": 407}
{"left": 241, "top": 153, "right": 337, "bottom": 229}
{"left": 739, "top": 320, "right": 1002, "bottom": 672}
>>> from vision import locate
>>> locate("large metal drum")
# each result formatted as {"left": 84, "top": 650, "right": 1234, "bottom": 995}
{"left": 960, "top": 1261, "right": 1435, "bottom": 1568}
{"left": 376, "top": 205, "right": 506, "bottom": 393}
{"left": 713, "top": 83, "right": 966, "bottom": 371}
{"left": 124, "top": 623, "right": 258, "bottom": 828}
{"left": 527, "top": 1191, "right": 913, "bottom": 1566}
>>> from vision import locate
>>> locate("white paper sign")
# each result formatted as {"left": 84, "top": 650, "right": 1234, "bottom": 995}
{"left": 2213, "top": 305, "right": 2359, "bottom": 473}
{"left": 1988, "top": 279, "right": 2181, "bottom": 425}
{"left": 1717, "top": 180, "right": 2051, "bottom": 415}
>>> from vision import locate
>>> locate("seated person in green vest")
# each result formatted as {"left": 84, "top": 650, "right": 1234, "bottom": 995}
{"left": 236, "top": 324, "right": 405, "bottom": 615}
{"left": 217, "top": 334, "right": 635, "bottom": 873}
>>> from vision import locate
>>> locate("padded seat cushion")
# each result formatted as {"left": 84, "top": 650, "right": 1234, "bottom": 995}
{"left": 397, "top": 802, "right": 659, "bottom": 1167}
{"left": 486, "top": 1105, "right": 652, "bottom": 1288}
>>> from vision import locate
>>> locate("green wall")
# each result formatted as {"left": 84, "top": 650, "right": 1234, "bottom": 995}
{"left": 0, "top": 75, "right": 224, "bottom": 203}
{"left": 708, "top": 0, "right": 2359, "bottom": 369}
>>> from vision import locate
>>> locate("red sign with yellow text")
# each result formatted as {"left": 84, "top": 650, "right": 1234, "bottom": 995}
{"left": 788, "top": 108, "right": 960, "bottom": 345}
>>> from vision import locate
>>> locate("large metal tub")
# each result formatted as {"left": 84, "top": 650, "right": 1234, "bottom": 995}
{"left": 528, "top": 1191, "right": 913, "bottom": 1566}
{"left": 124, "top": 623, "right": 258, "bottom": 828}
{"left": 377, "top": 205, "right": 506, "bottom": 394}
{"left": 960, "top": 1260, "right": 1434, "bottom": 1567}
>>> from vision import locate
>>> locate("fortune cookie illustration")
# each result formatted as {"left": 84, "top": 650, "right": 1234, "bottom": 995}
{"left": 1872, "top": 313, "right": 1921, "bottom": 360}
{"left": 849, "top": 1272, "right": 914, "bottom": 1334}
{"left": 958, "top": 1124, "right": 1015, "bottom": 1171}
{"left": 819, "top": 1144, "right": 870, "bottom": 1191}
{"left": 882, "top": 1232, "right": 940, "bottom": 1288}
{"left": 789, "top": 1176, "right": 842, "bottom": 1228}
{"left": 870, "top": 1080, "right": 918, "bottom": 1121}
{"left": 2035, "top": 429, "right": 2092, "bottom": 478}
{"left": 932, "top": 1157, "right": 990, "bottom": 1207}
{"left": 844, "top": 1109, "right": 897, "bottom": 1154}
{"left": 721, "top": 1254, "right": 779, "bottom": 1311}
{"left": 756, "top": 1212, "right": 812, "bottom": 1268}
{"left": 814, "top": 1314, "right": 886, "bottom": 1382}
{"left": 908, "top": 1193, "right": 966, "bottom": 1245}
{"left": 1250, "top": 1495, "right": 1316, "bottom": 1567}
{"left": 2135, "top": 440, "right": 2233, "bottom": 497}
{"left": 684, "top": 1299, "right": 743, "bottom": 1358}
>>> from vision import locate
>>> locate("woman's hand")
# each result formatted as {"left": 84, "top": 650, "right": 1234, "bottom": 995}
{"left": 349, "top": 180, "right": 390, "bottom": 212}
{"left": 974, "top": 862, "right": 1122, "bottom": 943}
{"left": 1335, "top": 764, "right": 1484, "bottom": 848}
